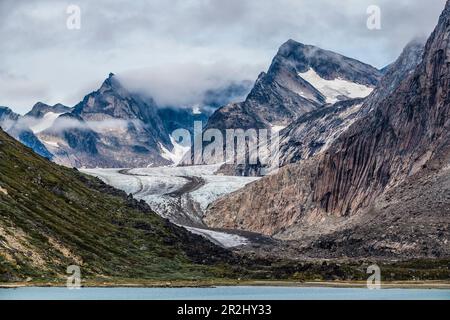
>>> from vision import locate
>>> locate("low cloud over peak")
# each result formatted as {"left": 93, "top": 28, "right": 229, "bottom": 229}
{"left": 116, "top": 61, "right": 255, "bottom": 108}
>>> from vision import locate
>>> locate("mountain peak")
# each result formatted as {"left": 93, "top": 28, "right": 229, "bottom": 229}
{"left": 0, "top": 105, "right": 13, "bottom": 112}
{"left": 31, "top": 101, "right": 48, "bottom": 109}
{"left": 270, "top": 39, "right": 381, "bottom": 86}
{"left": 279, "top": 38, "right": 305, "bottom": 49}
{"left": 100, "top": 72, "right": 121, "bottom": 92}
{"left": 26, "top": 102, "right": 72, "bottom": 118}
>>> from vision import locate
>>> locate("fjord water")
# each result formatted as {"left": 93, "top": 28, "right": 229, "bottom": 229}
{"left": 1, "top": 287, "right": 449, "bottom": 300}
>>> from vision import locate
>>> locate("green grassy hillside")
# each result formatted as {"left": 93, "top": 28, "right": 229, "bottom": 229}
{"left": 0, "top": 128, "right": 232, "bottom": 283}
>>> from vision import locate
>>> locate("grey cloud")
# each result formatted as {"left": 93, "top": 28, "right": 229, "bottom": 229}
{"left": 117, "top": 61, "right": 257, "bottom": 108}
{"left": 0, "top": 71, "right": 50, "bottom": 114}
{"left": 43, "top": 116, "right": 142, "bottom": 134}
{"left": 0, "top": 0, "right": 447, "bottom": 113}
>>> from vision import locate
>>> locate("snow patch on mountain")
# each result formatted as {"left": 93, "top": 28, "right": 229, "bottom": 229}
{"left": 298, "top": 68, "right": 374, "bottom": 103}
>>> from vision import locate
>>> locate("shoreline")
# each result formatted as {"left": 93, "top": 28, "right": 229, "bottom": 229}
{"left": 2, "top": 280, "right": 450, "bottom": 290}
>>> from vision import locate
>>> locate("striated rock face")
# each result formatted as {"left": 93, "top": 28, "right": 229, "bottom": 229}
{"left": 293, "top": 167, "right": 450, "bottom": 259}
{"left": 276, "top": 99, "right": 365, "bottom": 166}
{"left": 313, "top": 5, "right": 449, "bottom": 218}
{"left": 205, "top": 1, "right": 450, "bottom": 258}
{"left": 217, "top": 39, "right": 426, "bottom": 177}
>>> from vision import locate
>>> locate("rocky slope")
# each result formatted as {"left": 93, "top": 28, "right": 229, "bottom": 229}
{"left": 0, "top": 128, "right": 236, "bottom": 282}
{"left": 204, "top": 1, "right": 450, "bottom": 259}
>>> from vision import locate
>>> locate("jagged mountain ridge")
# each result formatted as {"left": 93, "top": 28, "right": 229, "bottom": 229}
{"left": 1, "top": 75, "right": 253, "bottom": 168}
{"left": 204, "top": 1, "right": 450, "bottom": 259}
{"left": 183, "top": 40, "right": 382, "bottom": 167}
{"left": 223, "top": 38, "right": 426, "bottom": 176}
{"left": 206, "top": 40, "right": 382, "bottom": 134}
{"left": 25, "top": 102, "right": 72, "bottom": 118}
{"left": 216, "top": 40, "right": 424, "bottom": 177}
{"left": 72, "top": 73, "right": 170, "bottom": 146}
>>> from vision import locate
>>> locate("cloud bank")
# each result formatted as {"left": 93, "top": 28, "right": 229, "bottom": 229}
{"left": 117, "top": 62, "right": 255, "bottom": 108}
{"left": 0, "top": 0, "right": 447, "bottom": 113}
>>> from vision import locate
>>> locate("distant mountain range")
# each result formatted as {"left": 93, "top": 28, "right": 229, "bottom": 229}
{"left": 1, "top": 38, "right": 383, "bottom": 170}
{"left": 0, "top": 35, "right": 427, "bottom": 175}
{"left": 0, "top": 75, "right": 251, "bottom": 168}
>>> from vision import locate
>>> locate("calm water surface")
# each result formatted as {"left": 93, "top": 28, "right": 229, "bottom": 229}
{"left": 0, "top": 286, "right": 449, "bottom": 300}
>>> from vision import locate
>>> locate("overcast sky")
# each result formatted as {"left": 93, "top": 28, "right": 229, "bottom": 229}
{"left": 0, "top": 0, "right": 447, "bottom": 114}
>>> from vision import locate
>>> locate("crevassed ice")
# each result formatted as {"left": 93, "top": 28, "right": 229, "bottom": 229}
{"left": 184, "top": 226, "right": 248, "bottom": 248}
{"left": 298, "top": 68, "right": 373, "bottom": 104}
